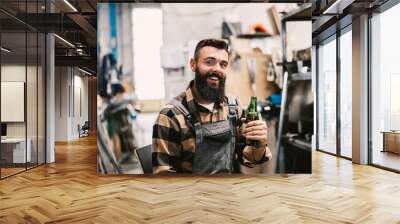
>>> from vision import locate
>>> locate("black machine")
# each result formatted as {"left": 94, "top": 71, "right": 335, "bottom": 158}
{"left": 259, "top": 94, "right": 281, "bottom": 121}
{"left": 79, "top": 121, "right": 90, "bottom": 138}
{"left": 1, "top": 123, "right": 7, "bottom": 138}
{"left": 275, "top": 73, "right": 313, "bottom": 173}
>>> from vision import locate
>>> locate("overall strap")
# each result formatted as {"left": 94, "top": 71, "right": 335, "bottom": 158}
{"left": 169, "top": 99, "right": 193, "bottom": 126}
{"left": 226, "top": 96, "right": 238, "bottom": 127}
{"left": 170, "top": 99, "right": 190, "bottom": 118}
{"left": 186, "top": 98, "right": 202, "bottom": 124}
{"left": 169, "top": 98, "right": 203, "bottom": 144}
{"left": 226, "top": 96, "right": 239, "bottom": 173}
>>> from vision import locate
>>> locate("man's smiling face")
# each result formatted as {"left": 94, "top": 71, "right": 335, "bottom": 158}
{"left": 191, "top": 46, "right": 229, "bottom": 102}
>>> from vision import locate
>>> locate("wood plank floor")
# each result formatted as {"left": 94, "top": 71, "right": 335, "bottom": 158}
{"left": 1, "top": 167, "right": 26, "bottom": 178}
{"left": 0, "top": 135, "right": 399, "bottom": 224}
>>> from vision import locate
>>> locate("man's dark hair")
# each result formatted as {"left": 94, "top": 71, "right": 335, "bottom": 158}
{"left": 193, "top": 38, "right": 230, "bottom": 61}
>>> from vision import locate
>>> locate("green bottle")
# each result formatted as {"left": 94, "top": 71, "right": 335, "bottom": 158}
{"left": 245, "top": 96, "right": 260, "bottom": 147}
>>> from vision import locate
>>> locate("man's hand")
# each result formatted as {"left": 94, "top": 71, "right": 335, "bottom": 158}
{"left": 241, "top": 119, "right": 268, "bottom": 147}
{"left": 240, "top": 119, "right": 269, "bottom": 164}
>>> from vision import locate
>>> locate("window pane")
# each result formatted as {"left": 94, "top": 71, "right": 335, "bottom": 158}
{"left": 318, "top": 38, "right": 337, "bottom": 154}
{"left": 340, "top": 29, "right": 352, "bottom": 158}
{"left": 1, "top": 31, "right": 27, "bottom": 177}
{"left": 38, "top": 32, "right": 46, "bottom": 165}
{"left": 27, "top": 31, "right": 38, "bottom": 169}
{"left": 371, "top": 3, "right": 400, "bottom": 171}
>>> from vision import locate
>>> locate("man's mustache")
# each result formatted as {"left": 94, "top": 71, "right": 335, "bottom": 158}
{"left": 205, "top": 72, "right": 224, "bottom": 80}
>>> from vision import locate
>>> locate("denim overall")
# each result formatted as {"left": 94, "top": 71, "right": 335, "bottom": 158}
{"left": 171, "top": 96, "right": 238, "bottom": 174}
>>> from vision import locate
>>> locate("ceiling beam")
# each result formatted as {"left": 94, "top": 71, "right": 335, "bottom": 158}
{"left": 66, "top": 13, "right": 97, "bottom": 46}
{"left": 55, "top": 55, "right": 96, "bottom": 69}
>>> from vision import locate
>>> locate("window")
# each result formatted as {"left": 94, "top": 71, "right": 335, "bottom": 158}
{"left": 132, "top": 8, "right": 164, "bottom": 100}
{"left": 371, "top": 2, "right": 400, "bottom": 171}
{"left": 317, "top": 37, "right": 337, "bottom": 154}
{"left": 0, "top": 1, "right": 47, "bottom": 179}
{"left": 339, "top": 28, "right": 352, "bottom": 158}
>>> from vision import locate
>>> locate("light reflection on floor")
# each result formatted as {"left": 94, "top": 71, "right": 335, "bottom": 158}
{"left": 372, "top": 150, "right": 400, "bottom": 171}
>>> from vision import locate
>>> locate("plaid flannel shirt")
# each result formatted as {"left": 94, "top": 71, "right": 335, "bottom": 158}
{"left": 152, "top": 81, "right": 272, "bottom": 174}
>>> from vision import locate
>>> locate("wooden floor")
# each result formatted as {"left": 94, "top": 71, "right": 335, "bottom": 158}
{"left": 1, "top": 167, "right": 26, "bottom": 178}
{"left": 1, "top": 163, "right": 44, "bottom": 178}
{"left": 373, "top": 151, "right": 400, "bottom": 171}
{"left": 0, "top": 135, "right": 400, "bottom": 223}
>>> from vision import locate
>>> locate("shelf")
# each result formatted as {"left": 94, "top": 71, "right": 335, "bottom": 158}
{"left": 282, "top": 3, "right": 312, "bottom": 22}
{"left": 283, "top": 136, "right": 312, "bottom": 152}
{"left": 236, "top": 33, "right": 273, "bottom": 39}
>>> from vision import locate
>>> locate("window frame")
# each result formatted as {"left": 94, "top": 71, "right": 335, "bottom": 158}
{"left": 315, "top": 20, "right": 353, "bottom": 161}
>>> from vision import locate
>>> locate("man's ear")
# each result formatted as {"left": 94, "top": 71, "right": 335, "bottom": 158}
{"left": 190, "top": 58, "right": 196, "bottom": 72}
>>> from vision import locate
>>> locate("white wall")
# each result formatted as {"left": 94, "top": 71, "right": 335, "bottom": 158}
{"left": 286, "top": 21, "right": 312, "bottom": 56}
{"left": 54, "top": 67, "right": 89, "bottom": 141}
{"left": 55, "top": 67, "right": 68, "bottom": 141}
{"left": 162, "top": 3, "right": 300, "bottom": 47}
{"left": 1, "top": 65, "right": 26, "bottom": 139}
{"left": 161, "top": 3, "right": 310, "bottom": 57}
{"left": 158, "top": 3, "right": 311, "bottom": 101}
{"left": 1, "top": 65, "right": 38, "bottom": 137}
{"left": 72, "top": 73, "right": 89, "bottom": 138}
{"left": 1, "top": 63, "right": 46, "bottom": 163}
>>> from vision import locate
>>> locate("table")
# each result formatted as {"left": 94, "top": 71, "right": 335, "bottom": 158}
{"left": 1, "top": 138, "right": 32, "bottom": 164}
{"left": 381, "top": 131, "right": 400, "bottom": 154}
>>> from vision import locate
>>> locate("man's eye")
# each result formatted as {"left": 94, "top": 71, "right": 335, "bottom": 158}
{"left": 206, "top": 60, "right": 214, "bottom": 65}
{"left": 221, "top": 63, "right": 228, "bottom": 69}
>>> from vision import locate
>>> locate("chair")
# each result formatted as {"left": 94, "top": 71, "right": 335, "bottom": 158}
{"left": 136, "top": 144, "right": 153, "bottom": 174}
{"left": 79, "top": 121, "right": 90, "bottom": 138}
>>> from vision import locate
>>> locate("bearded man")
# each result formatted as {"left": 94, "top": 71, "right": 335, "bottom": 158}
{"left": 152, "top": 39, "right": 271, "bottom": 174}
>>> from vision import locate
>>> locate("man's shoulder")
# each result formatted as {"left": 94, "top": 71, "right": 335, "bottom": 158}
{"left": 159, "top": 92, "right": 186, "bottom": 118}
{"left": 159, "top": 105, "right": 179, "bottom": 118}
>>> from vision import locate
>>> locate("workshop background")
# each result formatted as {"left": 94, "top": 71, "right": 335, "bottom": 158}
{"left": 97, "top": 3, "right": 312, "bottom": 175}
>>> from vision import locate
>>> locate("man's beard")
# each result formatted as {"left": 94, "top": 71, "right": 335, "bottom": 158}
{"left": 194, "top": 69, "right": 226, "bottom": 103}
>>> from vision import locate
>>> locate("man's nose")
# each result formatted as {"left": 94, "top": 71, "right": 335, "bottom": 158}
{"left": 210, "top": 64, "right": 224, "bottom": 75}
{"left": 209, "top": 69, "right": 224, "bottom": 78}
